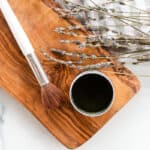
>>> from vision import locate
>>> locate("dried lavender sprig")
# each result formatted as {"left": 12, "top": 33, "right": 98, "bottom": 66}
{"left": 50, "top": 48, "right": 150, "bottom": 64}
{"left": 42, "top": 49, "right": 150, "bottom": 76}
{"left": 42, "top": 50, "right": 82, "bottom": 65}
{"left": 54, "top": 28, "right": 78, "bottom": 36}
{"left": 55, "top": 24, "right": 150, "bottom": 33}
{"left": 111, "top": 1, "right": 150, "bottom": 14}
{"left": 57, "top": 31, "right": 150, "bottom": 49}
{"left": 55, "top": 8, "right": 150, "bottom": 24}
{"left": 54, "top": 7, "right": 150, "bottom": 16}
{"left": 58, "top": 34, "right": 150, "bottom": 47}
{"left": 60, "top": 39, "right": 82, "bottom": 45}
{"left": 41, "top": 50, "right": 113, "bottom": 70}
{"left": 59, "top": 39, "right": 134, "bottom": 49}
{"left": 61, "top": 0, "right": 150, "bottom": 25}
{"left": 51, "top": 48, "right": 150, "bottom": 59}
{"left": 53, "top": 0, "right": 150, "bottom": 56}
{"left": 89, "top": 0, "right": 150, "bottom": 36}
{"left": 89, "top": 0, "right": 150, "bottom": 14}
{"left": 62, "top": 0, "right": 150, "bottom": 36}
{"left": 60, "top": 40, "right": 102, "bottom": 48}
{"left": 76, "top": 62, "right": 113, "bottom": 70}
{"left": 55, "top": 27, "right": 150, "bottom": 45}
{"left": 102, "top": 0, "right": 135, "bottom": 7}
{"left": 55, "top": 27, "right": 111, "bottom": 37}
{"left": 111, "top": 11, "right": 150, "bottom": 15}
{"left": 55, "top": 25, "right": 109, "bottom": 32}
{"left": 55, "top": 25, "right": 150, "bottom": 39}
{"left": 54, "top": 6, "right": 150, "bottom": 36}
{"left": 51, "top": 48, "right": 113, "bottom": 59}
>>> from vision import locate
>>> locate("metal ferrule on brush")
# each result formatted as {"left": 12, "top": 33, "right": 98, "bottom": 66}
{"left": 26, "top": 53, "right": 49, "bottom": 86}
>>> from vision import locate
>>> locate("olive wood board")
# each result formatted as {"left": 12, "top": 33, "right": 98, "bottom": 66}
{"left": 0, "top": 0, "right": 140, "bottom": 149}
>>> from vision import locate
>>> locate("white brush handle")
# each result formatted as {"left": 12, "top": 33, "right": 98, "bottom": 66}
{"left": 0, "top": 0, "right": 34, "bottom": 56}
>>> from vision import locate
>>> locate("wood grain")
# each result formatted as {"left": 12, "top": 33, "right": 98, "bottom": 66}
{"left": 0, "top": 0, "right": 140, "bottom": 149}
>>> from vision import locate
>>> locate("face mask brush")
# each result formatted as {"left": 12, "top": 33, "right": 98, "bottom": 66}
{"left": 0, "top": 0, "right": 66, "bottom": 109}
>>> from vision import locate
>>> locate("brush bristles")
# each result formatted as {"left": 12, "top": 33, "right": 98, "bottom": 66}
{"left": 41, "top": 83, "right": 66, "bottom": 109}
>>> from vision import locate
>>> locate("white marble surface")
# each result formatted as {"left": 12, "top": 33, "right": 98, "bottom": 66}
{"left": 0, "top": 64, "right": 150, "bottom": 150}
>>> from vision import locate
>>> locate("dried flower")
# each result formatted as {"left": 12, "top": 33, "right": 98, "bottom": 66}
{"left": 41, "top": 0, "right": 150, "bottom": 76}
{"left": 41, "top": 50, "right": 114, "bottom": 70}
{"left": 53, "top": 0, "right": 150, "bottom": 54}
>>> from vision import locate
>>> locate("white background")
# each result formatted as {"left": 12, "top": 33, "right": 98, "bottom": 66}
{"left": 0, "top": 63, "right": 150, "bottom": 150}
